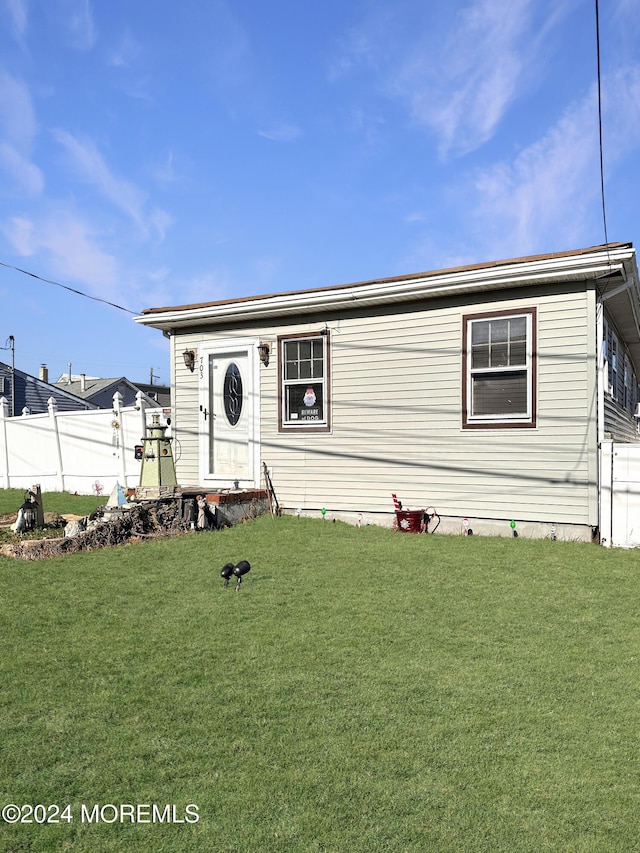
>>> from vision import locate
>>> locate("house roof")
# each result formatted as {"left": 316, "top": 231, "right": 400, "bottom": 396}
{"left": 53, "top": 376, "right": 167, "bottom": 408}
{"left": 0, "top": 361, "right": 99, "bottom": 413}
{"left": 134, "top": 382, "right": 171, "bottom": 408}
{"left": 135, "top": 243, "right": 638, "bottom": 336}
{"left": 54, "top": 376, "right": 127, "bottom": 399}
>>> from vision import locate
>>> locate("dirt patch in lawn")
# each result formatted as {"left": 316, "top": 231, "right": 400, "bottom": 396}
{"left": 0, "top": 501, "right": 189, "bottom": 560}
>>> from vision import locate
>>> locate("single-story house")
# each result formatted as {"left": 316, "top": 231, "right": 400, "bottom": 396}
{"left": 135, "top": 242, "right": 640, "bottom": 544}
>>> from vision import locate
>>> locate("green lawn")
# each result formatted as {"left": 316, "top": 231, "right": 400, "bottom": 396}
{"left": 1, "top": 515, "right": 639, "bottom": 851}
{"left": 0, "top": 488, "right": 106, "bottom": 518}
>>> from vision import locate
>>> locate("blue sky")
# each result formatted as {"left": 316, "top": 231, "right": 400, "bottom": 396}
{"left": 1, "top": 0, "right": 639, "bottom": 384}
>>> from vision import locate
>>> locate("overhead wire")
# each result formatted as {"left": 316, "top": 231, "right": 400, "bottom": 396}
{"left": 593, "top": 0, "right": 615, "bottom": 301}
{"left": 594, "top": 0, "right": 611, "bottom": 259}
{"left": 0, "top": 5, "right": 619, "bottom": 316}
{"left": 0, "top": 259, "right": 139, "bottom": 315}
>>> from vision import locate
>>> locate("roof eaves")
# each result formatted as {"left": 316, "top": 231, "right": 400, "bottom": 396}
{"left": 134, "top": 242, "right": 635, "bottom": 331}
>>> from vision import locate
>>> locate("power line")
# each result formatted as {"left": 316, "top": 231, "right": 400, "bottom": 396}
{"left": 594, "top": 0, "right": 610, "bottom": 249}
{"left": 0, "top": 259, "right": 139, "bottom": 315}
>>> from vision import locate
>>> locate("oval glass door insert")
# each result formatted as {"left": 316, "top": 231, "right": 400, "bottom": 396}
{"left": 223, "top": 363, "right": 243, "bottom": 426}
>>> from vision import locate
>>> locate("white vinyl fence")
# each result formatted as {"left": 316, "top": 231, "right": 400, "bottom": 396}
{"left": 600, "top": 440, "right": 640, "bottom": 548}
{"left": 0, "top": 391, "right": 166, "bottom": 496}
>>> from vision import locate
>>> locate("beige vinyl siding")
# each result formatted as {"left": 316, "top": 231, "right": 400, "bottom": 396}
{"left": 169, "top": 281, "right": 598, "bottom": 527}
{"left": 171, "top": 335, "right": 203, "bottom": 486}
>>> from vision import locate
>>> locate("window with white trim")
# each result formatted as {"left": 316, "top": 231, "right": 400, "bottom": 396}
{"left": 279, "top": 332, "right": 330, "bottom": 431}
{"left": 463, "top": 308, "right": 536, "bottom": 428}
{"left": 604, "top": 317, "right": 639, "bottom": 413}
{"left": 605, "top": 321, "right": 619, "bottom": 399}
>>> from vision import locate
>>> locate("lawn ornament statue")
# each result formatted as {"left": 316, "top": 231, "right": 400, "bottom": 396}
{"left": 220, "top": 560, "right": 251, "bottom": 591}
{"left": 12, "top": 493, "right": 39, "bottom": 535}
{"left": 12, "top": 507, "right": 26, "bottom": 534}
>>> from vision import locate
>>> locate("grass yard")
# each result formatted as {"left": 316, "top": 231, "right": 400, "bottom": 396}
{"left": 1, "top": 514, "right": 639, "bottom": 852}
{"left": 0, "top": 488, "right": 106, "bottom": 518}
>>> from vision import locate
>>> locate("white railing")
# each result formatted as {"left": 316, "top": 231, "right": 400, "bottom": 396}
{"left": 0, "top": 391, "right": 165, "bottom": 496}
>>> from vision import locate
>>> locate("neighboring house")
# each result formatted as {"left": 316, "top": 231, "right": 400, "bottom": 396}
{"left": 53, "top": 373, "right": 169, "bottom": 410}
{"left": 134, "top": 382, "right": 171, "bottom": 408}
{"left": 135, "top": 242, "right": 640, "bottom": 543}
{"left": 0, "top": 362, "right": 98, "bottom": 416}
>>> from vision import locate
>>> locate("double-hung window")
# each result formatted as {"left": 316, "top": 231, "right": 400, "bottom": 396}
{"left": 279, "top": 332, "right": 330, "bottom": 431}
{"left": 604, "top": 317, "right": 639, "bottom": 413}
{"left": 605, "top": 321, "right": 619, "bottom": 400}
{"left": 463, "top": 307, "right": 536, "bottom": 428}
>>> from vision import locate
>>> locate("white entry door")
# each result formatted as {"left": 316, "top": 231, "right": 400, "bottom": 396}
{"left": 199, "top": 341, "right": 259, "bottom": 487}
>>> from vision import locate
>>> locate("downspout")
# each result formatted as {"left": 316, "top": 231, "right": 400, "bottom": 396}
{"left": 596, "top": 298, "right": 605, "bottom": 446}
{"left": 595, "top": 297, "right": 604, "bottom": 542}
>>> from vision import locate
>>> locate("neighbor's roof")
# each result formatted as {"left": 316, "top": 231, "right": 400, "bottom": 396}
{"left": 52, "top": 376, "right": 166, "bottom": 409}
{"left": 53, "top": 376, "right": 134, "bottom": 399}
{"left": 0, "top": 361, "right": 99, "bottom": 411}
{"left": 134, "top": 242, "right": 637, "bottom": 332}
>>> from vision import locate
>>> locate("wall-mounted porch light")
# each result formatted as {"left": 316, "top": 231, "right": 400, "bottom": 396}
{"left": 258, "top": 342, "right": 271, "bottom": 366}
{"left": 183, "top": 349, "right": 196, "bottom": 372}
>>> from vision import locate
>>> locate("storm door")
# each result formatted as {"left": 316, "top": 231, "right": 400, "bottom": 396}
{"left": 199, "top": 341, "right": 259, "bottom": 487}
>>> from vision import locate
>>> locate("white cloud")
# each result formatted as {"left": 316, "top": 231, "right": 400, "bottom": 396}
{"left": 201, "top": 3, "right": 254, "bottom": 97}
{"left": 391, "top": 0, "right": 536, "bottom": 156}
{"left": 2, "top": 214, "right": 34, "bottom": 255}
{"left": 328, "top": 25, "right": 382, "bottom": 82}
{"left": 468, "top": 65, "right": 640, "bottom": 257}
{"left": 147, "top": 265, "right": 171, "bottom": 283}
{"left": 331, "top": 0, "right": 572, "bottom": 157}
{"left": 5, "top": 0, "right": 28, "bottom": 41}
{"left": 2, "top": 210, "right": 119, "bottom": 289}
{"left": 107, "top": 28, "right": 141, "bottom": 68}
{"left": 0, "top": 73, "right": 42, "bottom": 195}
{"left": 257, "top": 123, "right": 302, "bottom": 142}
{"left": 0, "top": 73, "right": 37, "bottom": 148}
{"left": 178, "top": 270, "right": 231, "bottom": 306}
{"left": 602, "top": 65, "right": 640, "bottom": 160}
{"left": 106, "top": 28, "right": 154, "bottom": 101}
{"left": 613, "top": 0, "right": 640, "bottom": 28}
{"left": 56, "top": 0, "right": 95, "bottom": 50}
{"left": 148, "top": 208, "right": 174, "bottom": 242}
{"left": 404, "top": 211, "right": 428, "bottom": 224}
{"left": 52, "top": 129, "right": 146, "bottom": 226}
{"left": 151, "top": 150, "right": 179, "bottom": 185}
{"left": 0, "top": 142, "right": 43, "bottom": 195}
{"left": 473, "top": 99, "right": 598, "bottom": 255}
{"left": 51, "top": 129, "right": 172, "bottom": 240}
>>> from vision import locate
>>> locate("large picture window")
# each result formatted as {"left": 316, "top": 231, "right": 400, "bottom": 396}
{"left": 463, "top": 308, "right": 536, "bottom": 428}
{"left": 279, "top": 332, "right": 330, "bottom": 431}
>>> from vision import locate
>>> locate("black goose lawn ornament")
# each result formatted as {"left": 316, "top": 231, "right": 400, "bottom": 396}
{"left": 220, "top": 560, "right": 251, "bottom": 591}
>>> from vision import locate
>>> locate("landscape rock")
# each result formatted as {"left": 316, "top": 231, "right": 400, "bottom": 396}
{"left": 64, "top": 518, "right": 87, "bottom": 538}
{"left": 44, "top": 511, "right": 67, "bottom": 529}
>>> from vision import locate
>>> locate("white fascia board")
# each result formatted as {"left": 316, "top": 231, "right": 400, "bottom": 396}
{"left": 134, "top": 246, "right": 634, "bottom": 331}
